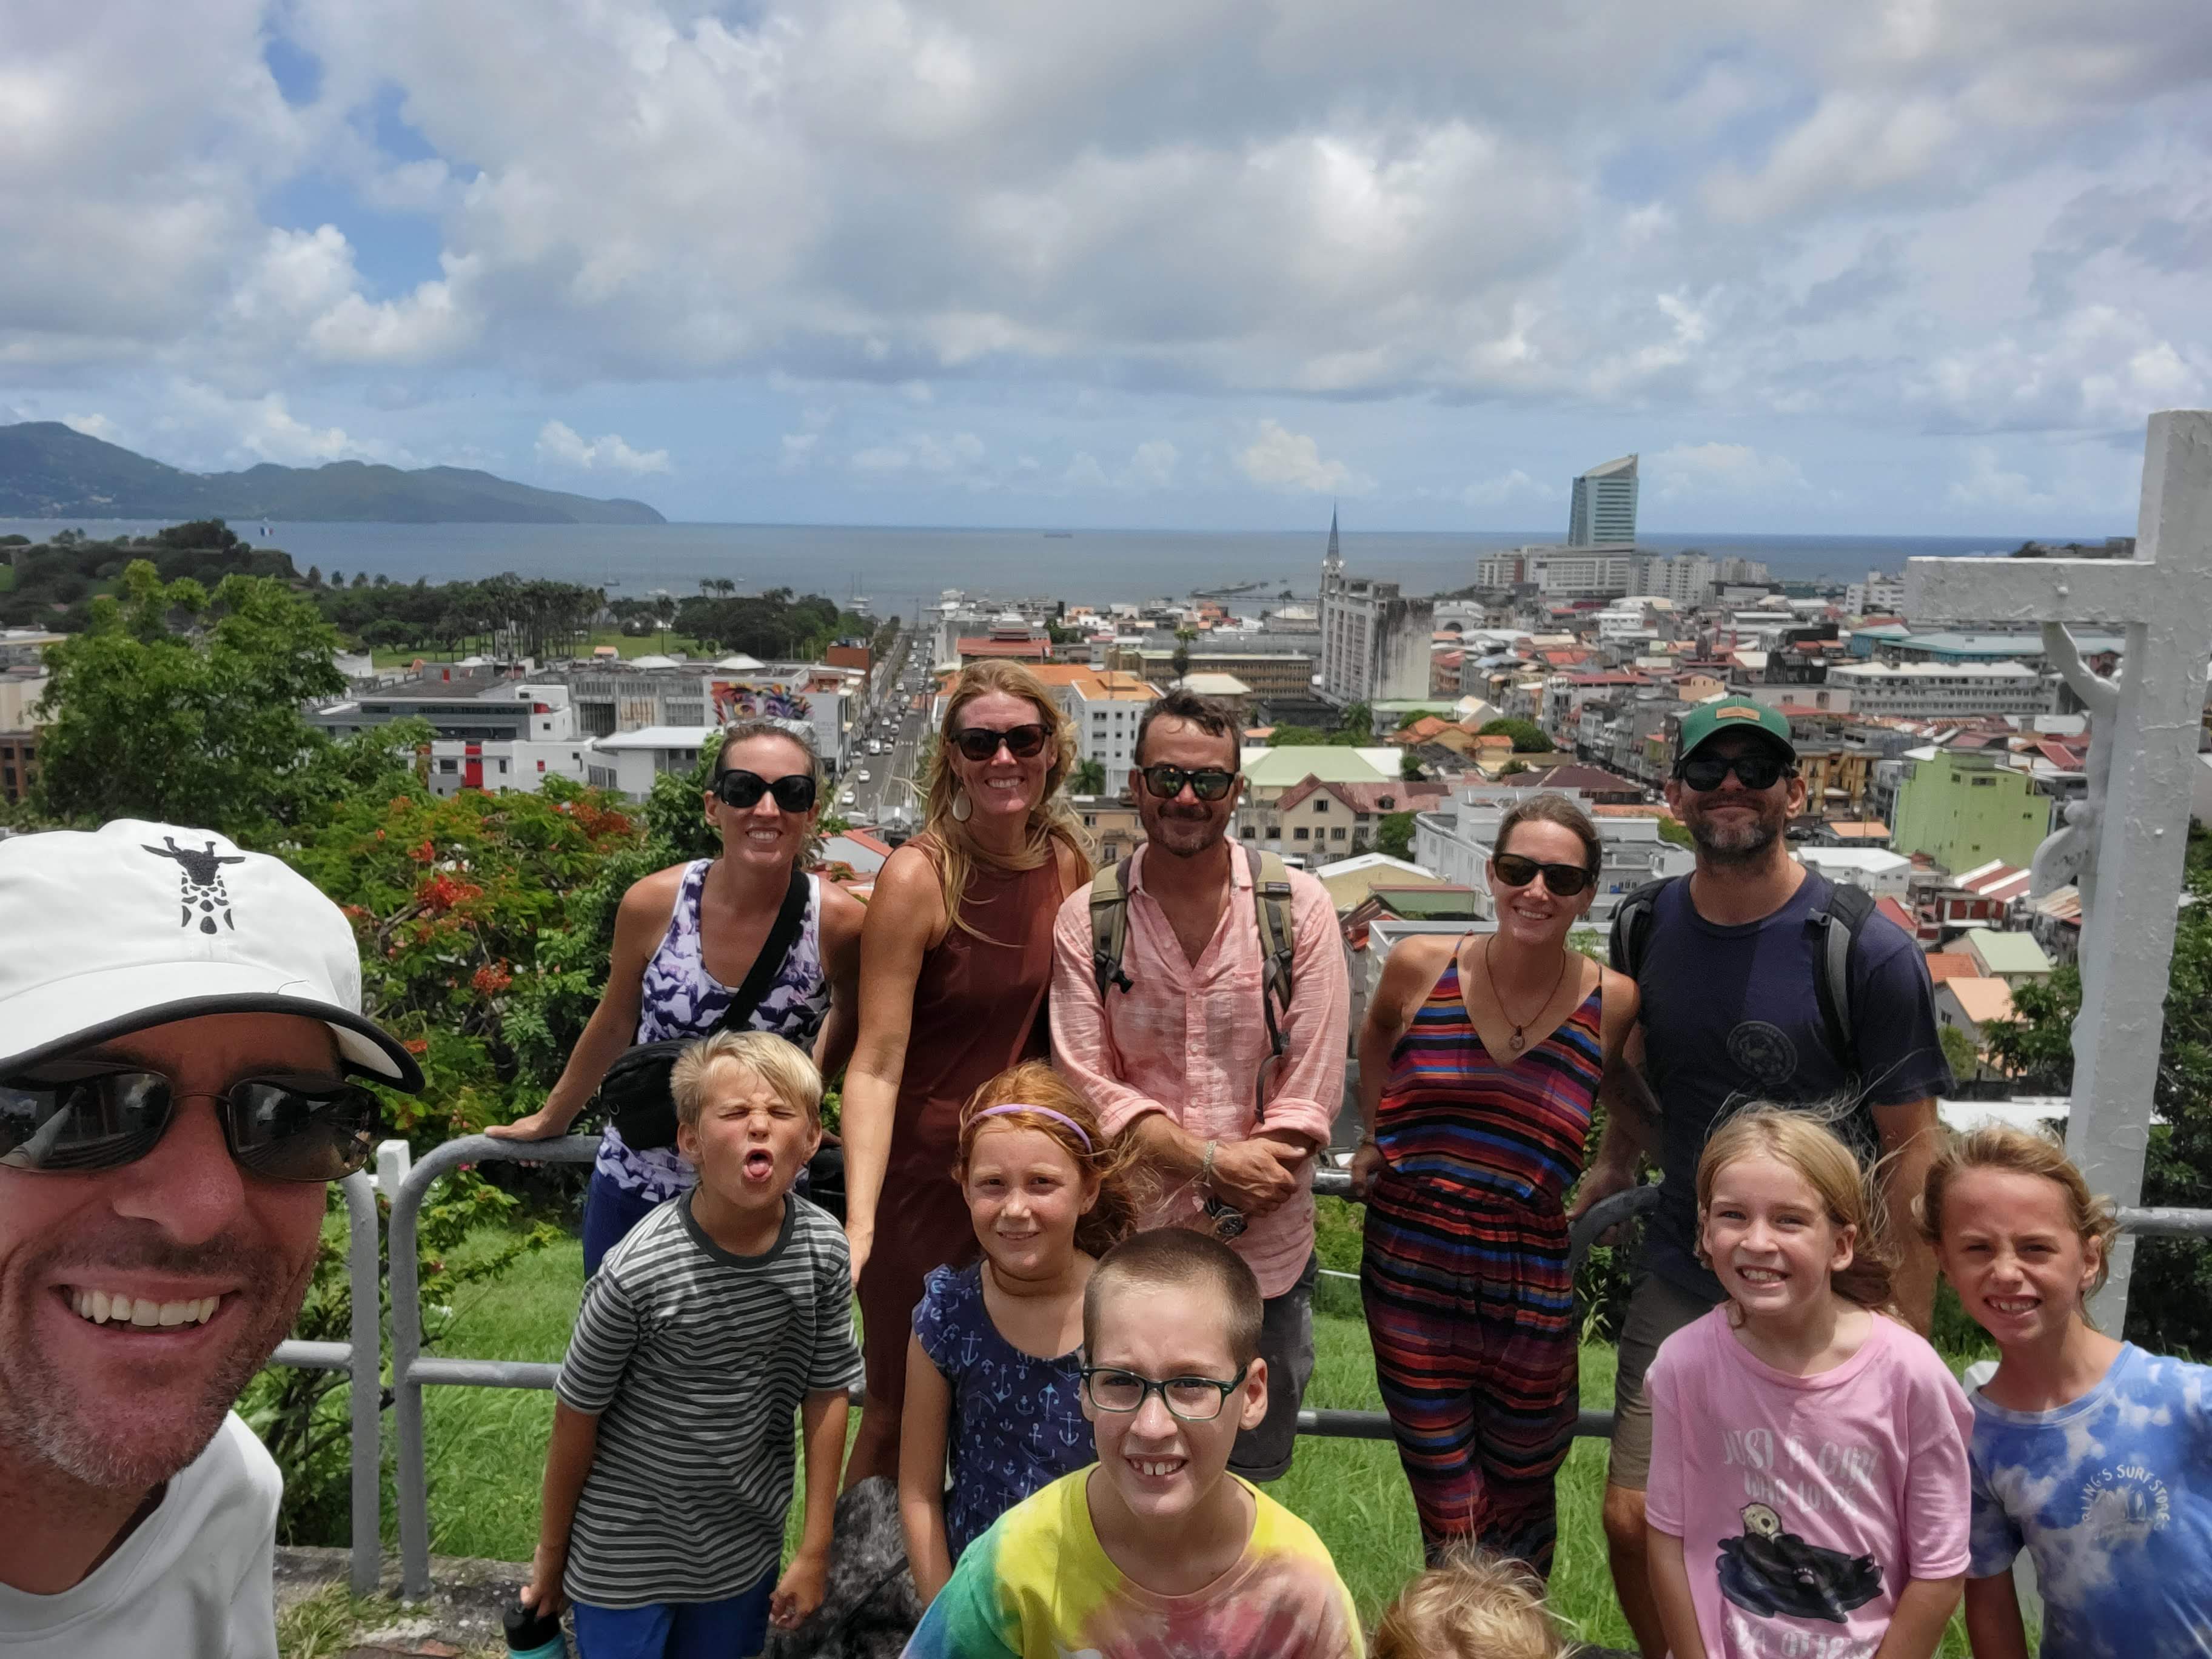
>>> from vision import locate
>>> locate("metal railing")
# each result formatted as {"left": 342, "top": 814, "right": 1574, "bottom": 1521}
{"left": 263, "top": 1168, "right": 383, "bottom": 1597}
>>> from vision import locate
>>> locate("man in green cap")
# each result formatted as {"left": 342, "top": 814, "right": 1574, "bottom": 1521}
{"left": 1571, "top": 700, "right": 1951, "bottom": 1658}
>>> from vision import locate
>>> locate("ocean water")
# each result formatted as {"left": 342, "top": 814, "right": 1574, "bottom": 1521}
{"left": 0, "top": 518, "right": 2020, "bottom": 611}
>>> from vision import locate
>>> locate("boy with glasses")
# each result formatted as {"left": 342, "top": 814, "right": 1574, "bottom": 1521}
{"left": 902, "top": 1228, "right": 1362, "bottom": 1658}
{"left": 0, "top": 820, "right": 425, "bottom": 1657}
{"left": 1567, "top": 702, "right": 1951, "bottom": 1658}
{"left": 1051, "top": 689, "right": 1349, "bottom": 1484}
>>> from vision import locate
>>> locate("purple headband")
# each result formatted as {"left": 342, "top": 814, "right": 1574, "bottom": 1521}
{"left": 971, "top": 1103, "right": 1093, "bottom": 1151}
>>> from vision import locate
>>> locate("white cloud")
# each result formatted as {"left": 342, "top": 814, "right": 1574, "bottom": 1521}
{"left": 1127, "top": 440, "right": 1178, "bottom": 490}
{"left": 1647, "top": 442, "right": 1811, "bottom": 500}
{"left": 1948, "top": 444, "right": 2059, "bottom": 512}
{"left": 850, "top": 430, "right": 987, "bottom": 480}
{"left": 61, "top": 413, "right": 124, "bottom": 444}
{"left": 1236, "top": 421, "right": 1373, "bottom": 495}
{"left": 4, "top": 0, "right": 2211, "bottom": 514}
{"left": 535, "top": 420, "right": 671, "bottom": 474}
{"left": 1459, "top": 468, "right": 1555, "bottom": 508}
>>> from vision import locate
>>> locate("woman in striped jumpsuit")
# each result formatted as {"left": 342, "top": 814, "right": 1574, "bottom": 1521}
{"left": 1350, "top": 793, "right": 1638, "bottom": 1572}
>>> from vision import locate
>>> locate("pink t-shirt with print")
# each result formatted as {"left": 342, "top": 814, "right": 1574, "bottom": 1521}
{"left": 1646, "top": 1305, "right": 1974, "bottom": 1659}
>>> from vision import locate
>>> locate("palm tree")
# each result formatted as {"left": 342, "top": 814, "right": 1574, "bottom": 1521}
{"left": 1071, "top": 758, "right": 1107, "bottom": 796}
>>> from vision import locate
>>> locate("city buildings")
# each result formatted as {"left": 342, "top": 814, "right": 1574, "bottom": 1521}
{"left": 1828, "top": 660, "right": 2053, "bottom": 719}
{"left": 1569, "top": 454, "right": 1639, "bottom": 546}
{"left": 1889, "top": 748, "right": 2054, "bottom": 874}
{"left": 1845, "top": 571, "right": 1906, "bottom": 614}
{"left": 1060, "top": 669, "right": 1158, "bottom": 793}
{"left": 1236, "top": 777, "right": 1450, "bottom": 860}
{"left": 1318, "top": 510, "right": 1435, "bottom": 704}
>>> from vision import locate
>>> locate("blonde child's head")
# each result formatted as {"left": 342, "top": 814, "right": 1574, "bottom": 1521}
{"left": 1920, "top": 1122, "right": 2119, "bottom": 1330}
{"left": 956, "top": 1062, "right": 1145, "bottom": 1258}
{"left": 1697, "top": 1106, "right": 1894, "bottom": 1316}
{"left": 671, "top": 1030, "right": 822, "bottom": 1131}
{"left": 1372, "top": 1546, "right": 1568, "bottom": 1659}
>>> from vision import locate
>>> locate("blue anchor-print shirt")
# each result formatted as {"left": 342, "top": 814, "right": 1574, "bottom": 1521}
{"left": 913, "top": 1261, "right": 1093, "bottom": 1557}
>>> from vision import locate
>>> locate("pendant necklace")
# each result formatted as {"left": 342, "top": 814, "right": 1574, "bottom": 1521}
{"left": 1480, "top": 934, "right": 1569, "bottom": 1053}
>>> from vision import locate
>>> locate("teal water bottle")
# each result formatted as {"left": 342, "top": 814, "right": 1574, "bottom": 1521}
{"left": 504, "top": 1599, "right": 568, "bottom": 1659}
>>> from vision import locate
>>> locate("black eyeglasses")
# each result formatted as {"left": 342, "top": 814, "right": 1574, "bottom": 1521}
{"left": 1676, "top": 751, "right": 1792, "bottom": 793}
{"left": 1, "top": 1064, "right": 381, "bottom": 1181}
{"left": 712, "top": 769, "right": 817, "bottom": 813}
{"left": 1490, "top": 852, "right": 1595, "bottom": 897}
{"left": 1139, "top": 763, "right": 1238, "bottom": 802}
{"left": 952, "top": 723, "right": 1050, "bottom": 763}
{"left": 1082, "top": 1364, "right": 1250, "bottom": 1422}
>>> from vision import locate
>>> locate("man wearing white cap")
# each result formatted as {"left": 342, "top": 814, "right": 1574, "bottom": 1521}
{"left": 0, "top": 821, "right": 424, "bottom": 1657}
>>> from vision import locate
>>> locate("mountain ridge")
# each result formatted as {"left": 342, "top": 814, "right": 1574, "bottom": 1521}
{"left": 0, "top": 421, "right": 666, "bottom": 525}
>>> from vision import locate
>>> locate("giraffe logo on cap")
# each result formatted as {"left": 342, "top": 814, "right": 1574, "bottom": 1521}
{"left": 142, "top": 837, "right": 247, "bottom": 935}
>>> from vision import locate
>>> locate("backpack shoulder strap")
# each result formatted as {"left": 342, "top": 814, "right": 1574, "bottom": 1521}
{"left": 1808, "top": 879, "right": 1876, "bottom": 1067}
{"left": 1244, "top": 845, "right": 1301, "bottom": 1125}
{"left": 1088, "top": 857, "right": 1134, "bottom": 999}
{"left": 1607, "top": 876, "right": 1678, "bottom": 980}
{"left": 1247, "top": 846, "right": 1298, "bottom": 1020}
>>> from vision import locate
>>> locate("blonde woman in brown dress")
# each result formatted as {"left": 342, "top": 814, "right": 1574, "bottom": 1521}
{"left": 839, "top": 661, "right": 1091, "bottom": 1487}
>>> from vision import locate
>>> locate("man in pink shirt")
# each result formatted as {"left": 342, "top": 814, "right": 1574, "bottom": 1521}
{"left": 1051, "top": 689, "right": 1350, "bottom": 1481}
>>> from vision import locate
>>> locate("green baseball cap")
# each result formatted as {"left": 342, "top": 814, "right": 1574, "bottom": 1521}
{"left": 1677, "top": 699, "right": 1797, "bottom": 763}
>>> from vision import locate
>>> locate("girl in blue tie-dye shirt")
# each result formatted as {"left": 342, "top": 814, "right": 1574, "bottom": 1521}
{"left": 897, "top": 1063, "right": 1145, "bottom": 1605}
{"left": 1925, "top": 1124, "right": 2212, "bottom": 1659}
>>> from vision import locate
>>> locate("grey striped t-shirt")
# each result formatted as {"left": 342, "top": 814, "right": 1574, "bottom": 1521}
{"left": 555, "top": 1189, "right": 862, "bottom": 1609}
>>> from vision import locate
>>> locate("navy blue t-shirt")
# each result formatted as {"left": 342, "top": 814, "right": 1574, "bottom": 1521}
{"left": 1633, "top": 869, "right": 1952, "bottom": 1301}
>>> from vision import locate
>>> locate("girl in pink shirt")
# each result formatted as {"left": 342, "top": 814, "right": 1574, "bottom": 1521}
{"left": 1645, "top": 1108, "right": 1973, "bottom": 1659}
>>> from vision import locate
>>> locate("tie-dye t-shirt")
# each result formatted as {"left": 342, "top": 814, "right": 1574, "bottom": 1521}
{"left": 901, "top": 1469, "right": 1362, "bottom": 1659}
{"left": 1967, "top": 1342, "right": 2212, "bottom": 1659}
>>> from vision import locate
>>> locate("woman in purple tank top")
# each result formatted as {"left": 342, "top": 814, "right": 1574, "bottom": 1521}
{"left": 489, "top": 720, "right": 865, "bottom": 1271}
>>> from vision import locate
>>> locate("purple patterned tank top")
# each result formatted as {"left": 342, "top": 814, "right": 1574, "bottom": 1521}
{"left": 595, "top": 860, "right": 830, "bottom": 1199}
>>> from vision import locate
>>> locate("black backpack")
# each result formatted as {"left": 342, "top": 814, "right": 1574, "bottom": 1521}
{"left": 1607, "top": 874, "right": 1878, "bottom": 1076}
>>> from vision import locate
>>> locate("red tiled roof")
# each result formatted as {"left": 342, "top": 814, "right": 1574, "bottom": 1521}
{"left": 956, "top": 636, "right": 1052, "bottom": 659}
{"left": 1922, "top": 951, "right": 1977, "bottom": 984}
{"left": 1334, "top": 782, "right": 1451, "bottom": 814}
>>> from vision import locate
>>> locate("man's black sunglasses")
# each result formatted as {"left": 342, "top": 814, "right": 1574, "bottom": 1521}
{"left": 1139, "top": 763, "right": 1238, "bottom": 802}
{"left": 712, "top": 768, "right": 817, "bottom": 813}
{"left": 1491, "top": 852, "right": 1595, "bottom": 897}
{"left": 1, "top": 1064, "right": 380, "bottom": 1181}
{"left": 952, "top": 723, "right": 1050, "bottom": 763}
{"left": 1675, "top": 751, "right": 1792, "bottom": 793}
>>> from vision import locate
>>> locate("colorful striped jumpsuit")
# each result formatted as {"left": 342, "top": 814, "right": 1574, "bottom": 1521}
{"left": 1359, "top": 948, "right": 1602, "bottom": 1572}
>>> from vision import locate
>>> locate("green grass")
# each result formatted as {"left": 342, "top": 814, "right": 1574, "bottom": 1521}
{"left": 411, "top": 1228, "right": 1970, "bottom": 1652}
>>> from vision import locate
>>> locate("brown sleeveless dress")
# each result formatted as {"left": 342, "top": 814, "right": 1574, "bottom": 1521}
{"left": 856, "top": 832, "right": 1066, "bottom": 1406}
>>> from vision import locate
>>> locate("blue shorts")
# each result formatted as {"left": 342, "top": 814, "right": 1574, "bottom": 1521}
{"left": 570, "top": 1570, "right": 775, "bottom": 1659}
{"left": 580, "top": 1169, "right": 669, "bottom": 1277}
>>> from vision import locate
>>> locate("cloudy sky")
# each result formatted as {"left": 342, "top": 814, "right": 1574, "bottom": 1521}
{"left": 7, "top": 0, "right": 2208, "bottom": 532}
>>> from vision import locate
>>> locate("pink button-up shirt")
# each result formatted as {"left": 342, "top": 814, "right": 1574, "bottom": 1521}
{"left": 1050, "top": 846, "right": 1350, "bottom": 1298}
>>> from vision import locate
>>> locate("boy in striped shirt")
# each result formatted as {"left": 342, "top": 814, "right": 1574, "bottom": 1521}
{"left": 521, "top": 1031, "right": 861, "bottom": 1659}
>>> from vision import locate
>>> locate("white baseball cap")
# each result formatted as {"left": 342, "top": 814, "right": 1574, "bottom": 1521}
{"left": 0, "top": 820, "right": 425, "bottom": 1090}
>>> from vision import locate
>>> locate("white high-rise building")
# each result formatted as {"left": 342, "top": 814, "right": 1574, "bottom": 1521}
{"left": 1569, "top": 455, "right": 1639, "bottom": 546}
{"left": 1318, "top": 509, "right": 1434, "bottom": 704}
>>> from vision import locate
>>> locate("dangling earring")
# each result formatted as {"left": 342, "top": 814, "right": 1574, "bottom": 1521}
{"left": 950, "top": 788, "right": 972, "bottom": 823}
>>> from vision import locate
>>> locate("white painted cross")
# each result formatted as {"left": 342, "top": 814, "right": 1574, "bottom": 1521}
{"left": 1906, "top": 410, "right": 2212, "bottom": 1329}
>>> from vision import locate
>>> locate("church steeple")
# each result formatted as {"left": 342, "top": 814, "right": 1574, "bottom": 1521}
{"left": 1321, "top": 503, "right": 1342, "bottom": 592}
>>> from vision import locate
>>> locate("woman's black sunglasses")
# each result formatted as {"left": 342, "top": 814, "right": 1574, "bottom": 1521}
{"left": 1675, "top": 751, "right": 1791, "bottom": 793}
{"left": 1491, "top": 852, "right": 1595, "bottom": 897}
{"left": 1139, "top": 764, "right": 1238, "bottom": 802}
{"left": 952, "top": 723, "right": 1050, "bottom": 763}
{"left": 1, "top": 1064, "right": 380, "bottom": 1181}
{"left": 712, "top": 769, "right": 818, "bottom": 813}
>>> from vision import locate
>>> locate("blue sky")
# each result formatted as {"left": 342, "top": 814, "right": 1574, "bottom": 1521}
{"left": 4, "top": 1, "right": 2207, "bottom": 534}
